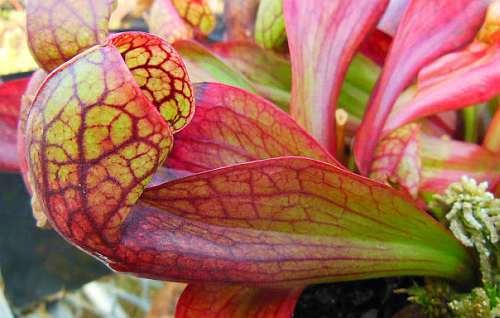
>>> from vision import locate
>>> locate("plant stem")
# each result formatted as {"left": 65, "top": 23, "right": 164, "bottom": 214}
{"left": 463, "top": 105, "right": 479, "bottom": 143}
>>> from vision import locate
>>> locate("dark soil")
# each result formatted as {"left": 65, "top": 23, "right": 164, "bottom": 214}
{"left": 294, "top": 277, "right": 420, "bottom": 318}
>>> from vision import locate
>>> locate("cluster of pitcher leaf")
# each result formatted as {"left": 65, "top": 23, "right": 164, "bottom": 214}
{"left": 0, "top": 0, "right": 498, "bottom": 317}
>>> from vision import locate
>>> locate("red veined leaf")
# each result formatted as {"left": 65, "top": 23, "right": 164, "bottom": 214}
{"left": 148, "top": 0, "right": 194, "bottom": 43}
{"left": 24, "top": 32, "right": 196, "bottom": 257}
{"left": 0, "top": 76, "right": 30, "bottom": 172}
{"left": 172, "top": 0, "right": 216, "bottom": 36}
{"left": 420, "top": 135, "right": 500, "bottom": 195}
{"left": 176, "top": 284, "right": 302, "bottom": 318}
{"left": 384, "top": 42, "right": 500, "bottom": 134}
{"left": 359, "top": 29, "right": 393, "bottom": 66}
{"left": 210, "top": 41, "right": 291, "bottom": 108}
{"left": 108, "top": 32, "right": 195, "bottom": 132}
{"left": 255, "top": 0, "right": 286, "bottom": 50}
{"left": 483, "top": 109, "right": 500, "bottom": 153}
{"left": 17, "top": 70, "right": 48, "bottom": 192}
{"left": 27, "top": 0, "right": 116, "bottom": 72}
{"left": 173, "top": 40, "right": 257, "bottom": 93}
{"left": 378, "top": 0, "right": 410, "bottom": 36}
{"left": 167, "top": 83, "right": 337, "bottom": 173}
{"left": 134, "top": 157, "right": 473, "bottom": 285}
{"left": 284, "top": 0, "right": 388, "bottom": 154}
{"left": 354, "top": 0, "right": 488, "bottom": 175}
{"left": 223, "top": 0, "right": 260, "bottom": 42}
{"left": 370, "top": 124, "right": 421, "bottom": 198}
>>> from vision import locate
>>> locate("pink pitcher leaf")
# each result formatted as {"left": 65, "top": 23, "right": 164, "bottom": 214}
{"left": 210, "top": 41, "right": 291, "bottom": 108}
{"left": 420, "top": 135, "right": 500, "bottom": 195}
{"left": 148, "top": 0, "right": 194, "bottom": 43}
{"left": 176, "top": 284, "right": 302, "bottom": 318}
{"left": 420, "top": 111, "right": 458, "bottom": 138}
{"left": 483, "top": 109, "right": 500, "bottom": 153}
{"left": 378, "top": 0, "right": 410, "bottom": 36}
{"left": 384, "top": 42, "right": 500, "bottom": 134}
{"left": 27, "top": 0, "right": 116, "bottom": 72}
{"left": 24, "top": 32, "right": 197, "bottom": 257}
{"left": 173, "top": 40, "right": 257, "bottom": 94}
{"left": 354, "top": 0, "right": 489, "bottom": 175}
{"left": 359, "top": 30, "right": 393, "bottom": 66}
{"left": 167, "top": 83, "right": 337, "bottom": 173}
{"left": 255, "top": 0, "right": 286, "bottom": 50}
{"left": 127, "top": 156, "right": 474, "bottom": 285}
{"left": 284, "top": 0, "right": 389, "bottom": 154}
{"left": 0, "top": 76, "right": 30, "bottom": 172}
{"left": 370, "top": 124, "right": 421, "bottom": 198}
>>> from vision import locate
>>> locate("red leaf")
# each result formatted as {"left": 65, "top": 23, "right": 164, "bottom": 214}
{"left": 420, "top": 135, "right": 500, "bottom": 195}
{"left": 384, "top": 42, "right": 500, "bottom": 134}
{"left": 354, "top": 0, "right": 488, "bottom": 175}
{"left": 176, "top": 284, "right": 302, "bottom": 318}
{"left": 284, "top": 0, "right": 388, "bottom": 154}
{"left": 359, "top": 29, "right": 393, "bottom": 66}
{"left": 27, "top": 0, "right": 116, "bottom": 72}
{"left": 126, "top": 157, "right": 475, "bottom": 285}
{"left": 0, "top": 76, "right": 30, "bottom": 172}
{"left": 167, "top": 83, "right": 337, "bottom": 173}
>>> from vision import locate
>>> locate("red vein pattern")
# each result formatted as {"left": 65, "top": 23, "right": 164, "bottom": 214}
{"left": 370, "top": 124, "right": 421, "bottom": 198}
{"left": 385, "top": 42, "right": 500, "bottom": 134}
{"left": 109, "top": 32, "right": 195, "bottom": 132}
{"left": 148, "top": 0, "right": 194, "bottom": 43}
{"left": 131, "top": 157, "right": 473, "bottom": 285}
{"left": 420, "top": 135, "right": 500, "bottom": 195}
{"left": 167, "top": 83, "right": 338, "bottom": 173}
{"left": 172, "top": 0, "right": 216, "bottom": 35}
{"left": 354, "top": 0, "right": 489, "bottom": 174}
{"left": 0, "top": 77, "right": 29, "bottom": 172}
{"left": 176, "top": 284, "right": 302, "bottom": 318}
{"left": 284, "top": 0, "right": 388, "bottom": 154}
{"left": 26, "top": 44, "right": 174, "bottom": 256}
{"left": 27, "top": 0, "right": 116, "bottom": 72}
